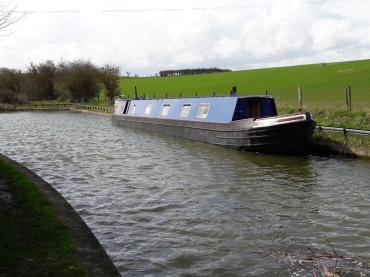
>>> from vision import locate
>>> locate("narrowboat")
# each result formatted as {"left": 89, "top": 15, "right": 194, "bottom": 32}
{"left": 112, "top": 95, "right": 316, "bottom": 154}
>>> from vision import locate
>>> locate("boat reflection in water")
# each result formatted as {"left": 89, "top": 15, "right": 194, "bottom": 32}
{"left": 112, "top": 94, "right": 316, "bottom": 154}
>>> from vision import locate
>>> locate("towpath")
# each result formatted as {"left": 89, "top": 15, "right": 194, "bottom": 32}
{"left": 0, "top": 154, "right": 120, "bottom": 277}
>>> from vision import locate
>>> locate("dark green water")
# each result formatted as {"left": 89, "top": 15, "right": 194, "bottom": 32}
{"left": 1, "top": 112, "right": 369, "bottom": 276}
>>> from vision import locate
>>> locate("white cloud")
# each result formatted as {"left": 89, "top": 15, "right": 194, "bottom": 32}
{"left": 1, "top": 0, "right": 370, "bottom": 75}
{"left": 210, "top": 37, "right": 242, "bottom": 60}
{"left": 312, "top": 19, "right": 360, "bottom": 51}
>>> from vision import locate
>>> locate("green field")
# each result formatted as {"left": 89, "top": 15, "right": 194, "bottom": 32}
{"left": 119, "top": 59, "right": 370, "bottom": 112}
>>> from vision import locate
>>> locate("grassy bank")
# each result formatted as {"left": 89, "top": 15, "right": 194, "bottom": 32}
{"left": 279, "top": 107, "right": 369, "bottom": 156}
{"left": 0, "top": 159, "right": 86, "bottom": 276}
{"left": 278, "top": 107, "right": 369, "bottom": 129}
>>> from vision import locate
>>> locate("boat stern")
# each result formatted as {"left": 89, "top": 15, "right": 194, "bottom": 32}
{"left": 253, "top": 112, "right": 315, "bottom": 129}
{"left": 243, "top": 112, "right": 316, "bottom": 154}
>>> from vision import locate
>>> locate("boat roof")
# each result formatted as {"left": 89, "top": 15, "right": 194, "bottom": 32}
{"left": 115, "top": 95, "right": 277, "bottom": 123}
{"left": 115, "top": 95, "right": 274, "bottom": 101}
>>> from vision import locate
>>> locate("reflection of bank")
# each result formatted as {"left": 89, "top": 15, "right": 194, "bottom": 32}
{"left": 221, "top": 151, "right": 316, "bottom": 206}
{"left": 223, "top": 153, "right": 319, "bottom": 272}
{"left": 245, "top": 153, "right": 314, "bottom": 182}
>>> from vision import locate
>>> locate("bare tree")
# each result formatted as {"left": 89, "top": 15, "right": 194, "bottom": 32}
{"left": 58, "top": 60, "right": 100, "bottom": 103}
{"left": 0, "top": 2, "right": 21, "bottom": 34}
{"left": 99, "top": 64, "right": 120, "bottom": 105}
{"left": 0, "top": 67, "right": 24, "bottom": 104}
{"left": 26, "top": 60, "right": 57, "bottom": 100}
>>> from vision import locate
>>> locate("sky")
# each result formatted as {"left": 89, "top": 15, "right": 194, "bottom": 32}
{"left": 1, "top": 0, "right": 370, "bottom": 75}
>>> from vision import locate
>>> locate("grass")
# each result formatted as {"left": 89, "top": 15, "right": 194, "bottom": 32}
{"left": 86, "top": 89, "right": 113, "bottom": 107}
{"left": 278, "top": 107, "right": 370, "bottom": 129}
{"left": 30, "top": 100, "right": 72, "bottom": 105}
{"left": 313, "top": 130, "right": 370, "bottom": 151}
{"left": 119, "top": 59, "right": 370, "bottom": 112}
{"left": 0, "top": 159, "right": 86, "bottom": 276}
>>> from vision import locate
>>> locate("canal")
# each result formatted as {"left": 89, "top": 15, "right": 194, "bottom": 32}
{"left": 1, "top": 111, "right": 369, "bottom": 276}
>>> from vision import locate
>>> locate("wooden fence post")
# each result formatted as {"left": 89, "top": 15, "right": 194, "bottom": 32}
{"left": 348, "top": 85, "right": 352, "bottom": 112}
{"left": 134, "top": 86, "right": 138, "bottom": 99}
{"left": 298, "top": 86, "right": 303, "bottom": 111}
{"left": 345, "top": 87, "right": 349, "bottom": 110}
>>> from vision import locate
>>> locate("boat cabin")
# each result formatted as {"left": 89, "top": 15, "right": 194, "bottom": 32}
{"left": 114, "top": 96, "right": 278, "bottom": 123}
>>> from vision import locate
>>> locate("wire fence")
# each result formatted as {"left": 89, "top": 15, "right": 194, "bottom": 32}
{"left": 73, "top": 104, "right": 113, "bottom": 113}
{"left": 0, "top": 103, "right": 113, "bottom": 113}
{"left": 316, "top": 125, "right": 370, "bottom": 136}
{"left": 0, "top": 103, "right": 73, "bottom": 111}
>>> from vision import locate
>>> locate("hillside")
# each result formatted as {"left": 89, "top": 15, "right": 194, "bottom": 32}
{"left": 120, "top": 59, "right": 370, "bottom": 111}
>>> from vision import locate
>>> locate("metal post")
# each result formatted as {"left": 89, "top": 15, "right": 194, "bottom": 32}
{"left": 298, "top": 87, "right": 303, "bottom": 111}
{"left": 231, "top": 86, "right": 237, "bottom": 96}
{"left": 134, "top": 86, "right": 138, "bottom": 99}
{"left": 343, "top": 128, "right": 348, "bottom": 145}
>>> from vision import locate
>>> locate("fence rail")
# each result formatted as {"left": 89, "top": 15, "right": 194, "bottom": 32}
{"left": 316, "top": 125, "right": 370, "bottom": 136}
{"left": 0, "top": 103, "right": 74, "bottom": 111}
{"left": 0, "top": 103, "right": 113, "bottom": 113}
{"left": 26, "top": 103, "right": 74, "bottom": 108}
{"left": 74, "top": 104, "right": 113, "bottom": 113}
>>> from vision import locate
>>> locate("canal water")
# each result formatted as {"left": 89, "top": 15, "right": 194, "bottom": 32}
{"left": 1, "top": 111, "right": 369, "bottom": 276}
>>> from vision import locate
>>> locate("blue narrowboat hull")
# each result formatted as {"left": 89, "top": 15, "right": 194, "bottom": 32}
{"left": 112, "top": 112, "right": 316, "bottom": 154}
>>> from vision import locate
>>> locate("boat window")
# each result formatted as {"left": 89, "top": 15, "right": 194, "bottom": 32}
{"left": 197, "top": 103, "right": 210, "bottom": 118}
{"left": 180, "top": 104, "right": 191, "bottom": 118}
{"left": 161, "top": 104, "right": 170, "bottom": 116}
{"left": 145, "top": 104, "right": 153, "bottom": 115}
{"left": 131, "top": 104, "right": 136, "bottom": 114}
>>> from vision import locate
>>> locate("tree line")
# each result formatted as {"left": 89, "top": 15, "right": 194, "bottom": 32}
{"left": 0, "top": 60, "right": 121, "bottom": 105}
{"left": 159, "top": 67, "right": 231, "bottom": 77}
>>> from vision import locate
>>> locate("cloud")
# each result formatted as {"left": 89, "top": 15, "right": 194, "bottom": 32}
{"left": 1, "top": 0, "right": 370, "bottom": 75}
